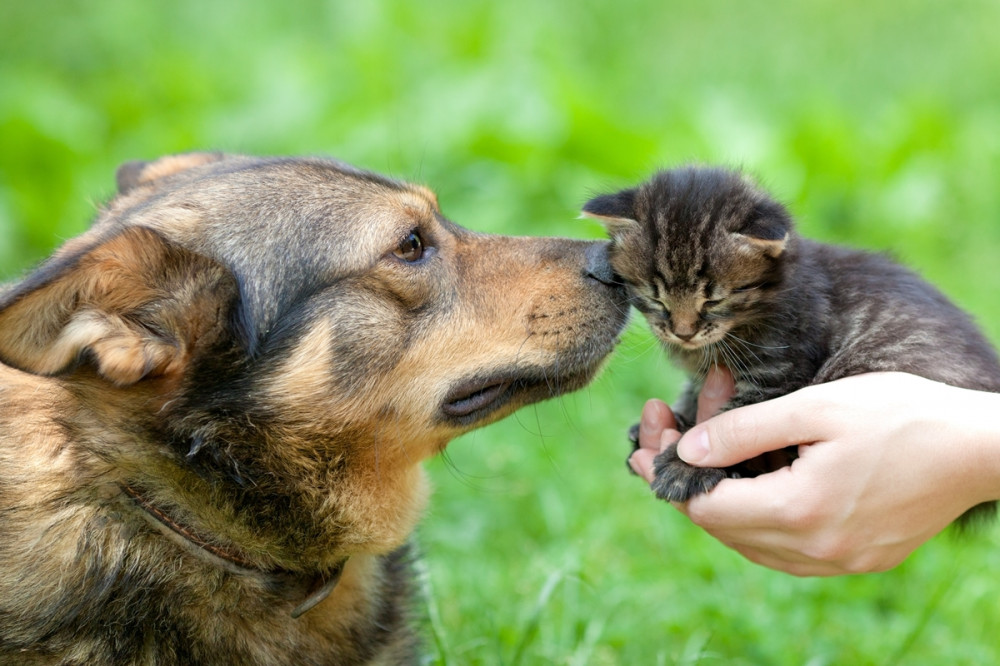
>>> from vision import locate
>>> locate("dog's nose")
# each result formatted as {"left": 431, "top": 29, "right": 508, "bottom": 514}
{"left": 584, "top": 242, "right": 617, "bottom": 286}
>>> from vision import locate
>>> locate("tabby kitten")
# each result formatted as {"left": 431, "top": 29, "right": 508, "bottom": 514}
{"left": 584, "top": 166, "right": 1000, "bottom": 523}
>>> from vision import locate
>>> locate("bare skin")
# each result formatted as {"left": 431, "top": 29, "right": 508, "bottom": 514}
{"left": 629, "top": 367, "right": 1000, "bottom": 576}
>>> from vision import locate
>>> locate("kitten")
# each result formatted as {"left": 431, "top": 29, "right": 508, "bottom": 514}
{"left": 583, "top": 166, "right": 1000, "bottom": 524}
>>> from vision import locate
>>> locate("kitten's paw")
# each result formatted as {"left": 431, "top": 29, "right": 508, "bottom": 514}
{"left": 650, "top": 445, "right": 727, "bottom": 502}
{"left": 627, "top": 422, "right": 640, "bottom": 449}
{"left": 625, "top": 422, "right": 641, "bottom": 475}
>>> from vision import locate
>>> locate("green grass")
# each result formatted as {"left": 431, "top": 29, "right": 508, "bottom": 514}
{"left": 3, "top": 1, "right": 1000, "bottom": 663}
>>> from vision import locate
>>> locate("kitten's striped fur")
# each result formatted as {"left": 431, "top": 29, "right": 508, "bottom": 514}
{"left": 585, "top": 167, "right": 1000, "bottom": 524}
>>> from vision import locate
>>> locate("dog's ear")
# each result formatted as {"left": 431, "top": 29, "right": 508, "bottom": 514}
{"left": 116, "top": 152, "right": 226, "bottom": 194}
{"left": 0, "top": 227, "right": 236, "bottom": 386}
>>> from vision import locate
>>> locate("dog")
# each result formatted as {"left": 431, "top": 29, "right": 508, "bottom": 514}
{"left": 0, "top": 153, "right": 629, "bottom": 665}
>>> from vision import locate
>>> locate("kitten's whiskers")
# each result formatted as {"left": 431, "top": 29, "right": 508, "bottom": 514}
{"left": 725, "top": 332, "right": 789, "bottom": 351}
{"left": 722, "top": 334, "right": 766, "bottom": 371}
{"left": 711, "top": 337, "right": 763, "bottom": 396}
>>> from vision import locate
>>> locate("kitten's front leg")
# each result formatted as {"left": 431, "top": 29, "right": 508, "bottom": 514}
{"left": 650, "top": 444, "right": 728, "bottom": 502}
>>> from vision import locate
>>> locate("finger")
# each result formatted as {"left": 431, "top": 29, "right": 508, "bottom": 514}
{"left": 630, "top": 423, "right": 681, "bottom": 481}
{"left": 683, "top": 515, "right": 809, "bottom": 563}
{"left": 728, "top": 544, "right": 843, "bottom": 577}
{"left": 628, "top": 447, "right": 656, "bottom": 483}
{"left": 675, "top": 500, "right": 835, "bottom": 575}
{"left": 637, "top": 399, "right": 676, "bottom": 452}
{"left": 696, "top": 364, "right": 735, "bottom": 423}
{"left": 681, "top": 469, "right": 801, "bottom": 530}
{"left": 657, "top": 427, "right": 681, "bottom": 454}
{"left": 681, "top": 506, "right": 849, "bottom": 576}
{"left": 677, "top": 390, "right": 824, "bottom": 467}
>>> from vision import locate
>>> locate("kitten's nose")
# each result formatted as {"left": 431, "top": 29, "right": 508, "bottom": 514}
{"left": 674, "top": 331, "right": 696, "bottom": 342}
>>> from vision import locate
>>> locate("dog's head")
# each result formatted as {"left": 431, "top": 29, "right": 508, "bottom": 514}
{"left": 0, "top": 154, "right": 628, "bottom": 569}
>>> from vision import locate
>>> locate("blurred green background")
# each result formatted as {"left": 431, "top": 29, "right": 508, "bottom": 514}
{"left": 3, "top": 1, "right": 1000, "bottom": 663}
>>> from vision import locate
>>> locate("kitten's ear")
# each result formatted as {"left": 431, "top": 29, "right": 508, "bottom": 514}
{"left": 580, "top": 189, "right": 639, "bottom": 235}
{"left": 736, "top": 201, "right": 792, "bottom": 258}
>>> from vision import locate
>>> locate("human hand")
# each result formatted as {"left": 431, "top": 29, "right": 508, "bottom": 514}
{"left": 629, "top": 364, "right": 734, "bottom": 480}
{"left": 631, "top": 372, "right": 1000, "bottom": 576}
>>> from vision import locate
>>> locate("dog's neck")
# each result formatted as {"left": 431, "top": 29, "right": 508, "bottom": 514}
{"left": 119, "top": 481, "right": 346, "bottom": 618}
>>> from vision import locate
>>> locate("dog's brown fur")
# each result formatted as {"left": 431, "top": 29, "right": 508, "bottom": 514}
{"left": 0, "top": 154, "right": 628, "bottom": 664}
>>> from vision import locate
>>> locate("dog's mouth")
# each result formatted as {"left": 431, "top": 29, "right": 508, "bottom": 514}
{"left": 440, "top": 366, "right": 596, "bottom": 428}
{"left": 442, "top": 379, "right": 514, "bottom": 419}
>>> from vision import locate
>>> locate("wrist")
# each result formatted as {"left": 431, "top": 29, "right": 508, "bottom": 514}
{"left": 950, "top": 387, "right": 1000, "bottom": 508}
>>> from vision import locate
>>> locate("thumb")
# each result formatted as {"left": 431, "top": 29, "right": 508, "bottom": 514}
{"left": 676, "top": 392, "right": 816, "bottom": 467}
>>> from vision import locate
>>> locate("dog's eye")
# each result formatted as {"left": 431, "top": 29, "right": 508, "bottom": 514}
{"left": 393, "top": 230, "right": 424, "bottom": 263}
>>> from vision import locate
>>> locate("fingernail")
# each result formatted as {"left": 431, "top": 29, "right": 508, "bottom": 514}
{"left": 677, "top": 429, "right": 709, "bottom": 464}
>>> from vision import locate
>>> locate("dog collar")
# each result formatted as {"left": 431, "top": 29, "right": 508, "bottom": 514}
{"left": 119, "top": 481, "right": 346, "bottom": 618}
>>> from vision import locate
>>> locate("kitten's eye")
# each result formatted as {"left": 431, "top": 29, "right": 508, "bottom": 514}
{"left": 393, "top": 230, "right": 425, "bottom": 263}
{"left": 633, "top": 298, "right": 669, "bottom": 317}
